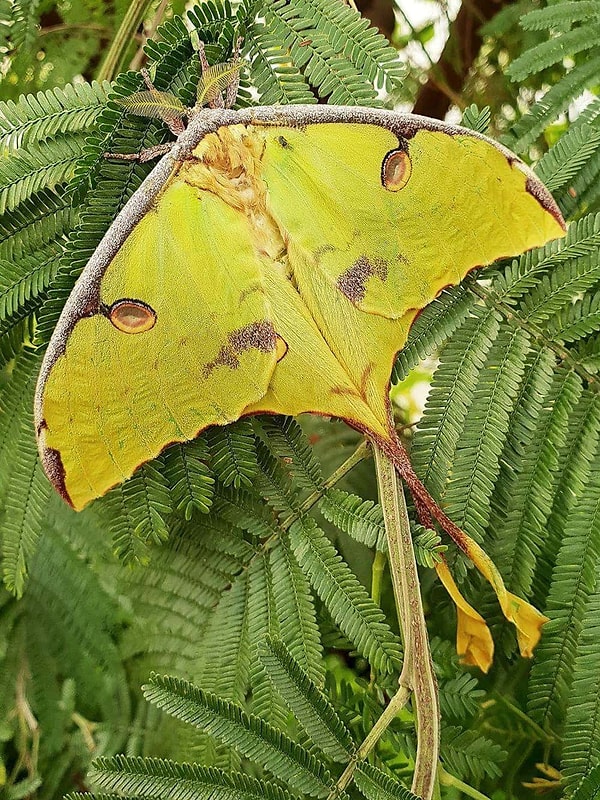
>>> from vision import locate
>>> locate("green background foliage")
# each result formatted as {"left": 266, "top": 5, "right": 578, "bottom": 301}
{"left": 0, "top": 0, "right": 599, "bottom": 798}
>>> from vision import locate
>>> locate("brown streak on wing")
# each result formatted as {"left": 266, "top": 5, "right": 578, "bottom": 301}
{"left": 203, "top": 320, "right": 277, "bottom": 377}
{"left": 337, "top": 256, "right": 389, "bottom": 304}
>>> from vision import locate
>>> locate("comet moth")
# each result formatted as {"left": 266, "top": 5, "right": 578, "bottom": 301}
{"left": 34, "top": 48, "right": 565, "bottom": 797}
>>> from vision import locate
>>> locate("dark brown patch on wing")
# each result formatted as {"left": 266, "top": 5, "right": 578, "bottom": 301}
{"left": 337, "top": 256, "right": 388, "bottom": 304}
{"left": 42, "top": 446, "right": 73, "bottom": 507}
{"left": 525, "top": 173, "right": 566, "bottom": 232}
{"left": 204, "top": 320, "right": 278, "bottom": 377}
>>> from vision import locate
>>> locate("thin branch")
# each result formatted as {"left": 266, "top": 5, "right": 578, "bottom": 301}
{"left": 439, "top": 766, "right": 493, "bottom": 800}
{"left": 129, "top": 0, "right": 171, "bottom": 72}
{"left": 39, "top": 23, "right": 113, "bottom": 38}
{"left": 326, "top": 682, "right": 411, "bottom": 799}
{"left": 281, "top": 438, "right": 371, "bottom": 531}
{"left": 97, "top": 0, "right": 154, "bottom": 83}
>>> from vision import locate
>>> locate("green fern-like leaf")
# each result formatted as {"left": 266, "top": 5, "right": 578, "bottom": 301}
{"left": 161, "top": 439, "right": 215, "bottom": 518}
{"left": 520, "top": 2, "right": 600, "bottom": 31}
{"left": 412, "top": 525, "right": 447, "bottom": 568}
{"left": 264, "top": 0, "right": 380, "bottom": 106}
{"left": 0, "top": 186, "right": 77, "bottom": 263}
{"left": 460, "top": 104, "right": 491, "bottom": 134}
{"left": 355, "top": 763, "right": 417, "bottom": 800}
{"left": 247, "top": 20, "right": 317, "bottom": 105}
{"left": 438, "top": 673, "right": 485, "bottom": 722}
{"left": 2, "top": 430, "right": 51, "bottom": 597}
{"left": 510, "top": 57, "right": 600, "bottom": 153}
{"left": 567, "top": 764, "right": 600, "bottom": 800}
{"left": 293, "top": 0, "right": 404, "bottom": 92}
{"left": 246, "top": 553, "right": 289, "bottom": 729}
{"left": 0, "top": 316, "right": 34, "bottom": 368}
{"left": 258, "top": 635, "right": 354, "bottom": 761}
{"left": 268, "top": 537, "right": 324, "bottom": 684}
{"left": 0, "top": 240, "right": 64, "bottom": 333}
{"left": 548, "top": 290, "right": 600, "bottom": 343}
{"left": 440, "top": 725, "right": 506, "bottom": 782}
{"left": 254, "top": 439, "right": 300, "bottom": 515}
{"left": 507, "top": 23, "right": 600, "bottom": 82}
{"left": 319, "top": 488, "right": 386, "bottom": 551}
{"left": 102, "top": 462, "right": 174, "bottom": 564}
{"left": 0, "top": 347, "right": 48, "bottom": 596}
{"left": 537, "top": 394, "right": 600, "bottom": 604}
{"left": 535, "top": 124, "right": 600, "bottom": 193}
{"left": 289, "top": 517, "right": 402, "bottom": 674}
{"left": 441, "top": 327, "right": 531, "bottom": 543}
{"left": 561, "top": 568, "right": 600, "bottom": 790}
{"left": 0, "top": 134, "right": 86, "bottom": 215}
{"left": 120, "top": 462, "right": 173, "bottom": 545}
{"left": 118, "top": 517, "right": 253, "bottom": 681}
{"left": 393, "top": 285, "right": 475, "bottom": 382}
{"left": 411, "top": 305, "right": 500, "bottom": 501}
{"left": 142, "top": 674, "right": 333, "bottom": 796}
{"left": 0, "top": 81, "right": 109, "bottom": 149}
{"left": 527, "top": 443, "right": 600, "bottom": 732}
{"left": 207, "top": 421, "right": 259, "bottom": 489}
{"left": 258, "top": 416, "right": 323, "bottom": 492}
{"left": 197, "top": 563, "right": 253, "bottom": 703}
{"left": 91, "top": 755, "right": 295, "bottom": 800}
{"left": 488, "top": 368, "right": 581, "bottom": 649}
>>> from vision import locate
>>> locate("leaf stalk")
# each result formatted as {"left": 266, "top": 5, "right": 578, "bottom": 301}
{"left": 373, "top": 443, "right": 440, "bottom": 800}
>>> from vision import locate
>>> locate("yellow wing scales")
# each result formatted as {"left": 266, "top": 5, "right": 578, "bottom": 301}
{"left": 36, "top": 116, "right": 565, "bottom": 510}
{"left": 39, "top": 166, "right": 279, "bottom": 510}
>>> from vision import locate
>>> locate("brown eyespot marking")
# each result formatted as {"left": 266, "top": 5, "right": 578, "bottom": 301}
{"left": 107, "top": 299, "right": 157, "bottom": 334}
{"left": 382, "top": 149, "right": 412, "bottom": 191}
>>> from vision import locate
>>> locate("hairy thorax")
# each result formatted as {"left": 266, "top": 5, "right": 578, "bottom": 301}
{"left": 180, "top": 124, "right": 287, "bottom": 264}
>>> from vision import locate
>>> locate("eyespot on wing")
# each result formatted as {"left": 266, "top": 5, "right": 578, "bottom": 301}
{"left": 107, "top": 299, "right": 157, "bottom": 333}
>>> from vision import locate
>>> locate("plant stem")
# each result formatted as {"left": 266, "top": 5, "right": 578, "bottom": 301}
{"left": 129, "top": 0, "right": 170, "bottom": 71}
{"left": 281, "top": 438, "right": 371, "bottom": 531}
{"left": 492, "top": 693, "right": 555, "bottom": 744}
{"left": 326, "top": 682, "right": 411, "bottom": 800}
{"left": 373, "top": 443, "right": 440, "bottom": 800}
{"left": 371, "top": 549, "right": 386, "bottom": 608}
{"left": 439, "top": 766, "right": 493, "bottom": 800}
{"left": 97, "top": 0, "right": 154, "bottom": 82}
{"left": 369, "top": 549, "right": 387, "bottom": 687}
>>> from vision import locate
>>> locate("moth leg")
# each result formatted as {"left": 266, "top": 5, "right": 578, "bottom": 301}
{"left": 224, "top": 36, "right": 243, "bottom": 108}
{"left": 197, "top": 39, "right": 210, "bottom": 75}
{"left": 104, "top": 142, "right": 174, "bottom": 163}
{"left": 141, "top": 67, "right": 157, "bottom": 92}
